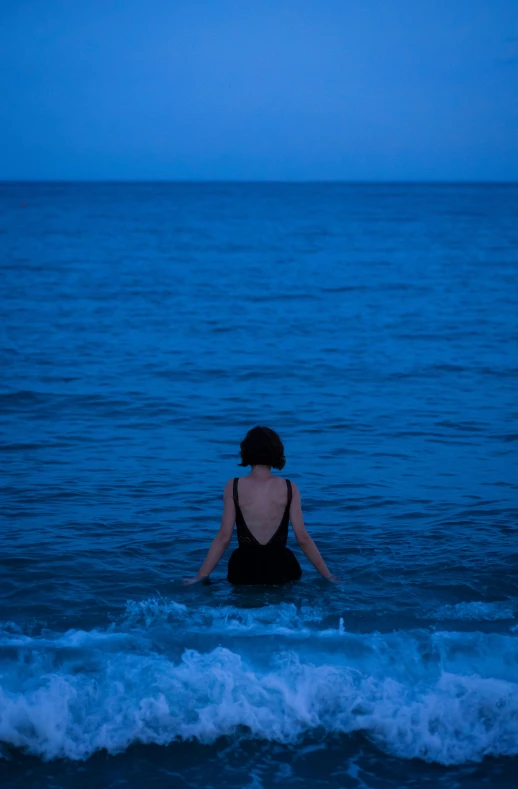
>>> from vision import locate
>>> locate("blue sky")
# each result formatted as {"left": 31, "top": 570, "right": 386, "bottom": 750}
{"left": 1, "top": 0, "right": 517, "bottom": 180}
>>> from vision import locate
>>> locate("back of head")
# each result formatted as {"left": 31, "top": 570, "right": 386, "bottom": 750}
{"left": 239, "top": 426, "right": 286, "bottom": 470}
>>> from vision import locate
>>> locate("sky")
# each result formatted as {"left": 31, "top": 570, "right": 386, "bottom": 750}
{"left": 1, "top": 0, "right": 517, "bottom": 181}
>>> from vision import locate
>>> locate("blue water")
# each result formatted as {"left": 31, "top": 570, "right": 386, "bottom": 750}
{"left": 1, "top": 183, "right": 517, "bottom": 788}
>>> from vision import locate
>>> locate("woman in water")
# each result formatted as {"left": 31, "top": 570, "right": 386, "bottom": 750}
{"left": 184, "top": 426, "right": 337, "bottom": 585}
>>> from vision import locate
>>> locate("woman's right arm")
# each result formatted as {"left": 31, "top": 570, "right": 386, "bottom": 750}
{"left": 289, "top": 483, "right": 338, "bottom": 582}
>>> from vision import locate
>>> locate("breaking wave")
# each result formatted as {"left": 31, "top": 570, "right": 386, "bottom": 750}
{"left": 1, "top": 598, "right": 517, "bottom": 765}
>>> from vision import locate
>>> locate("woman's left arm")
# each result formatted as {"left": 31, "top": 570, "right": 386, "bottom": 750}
{"left": 184, "top": 480, "right": 235, "bottom": 584}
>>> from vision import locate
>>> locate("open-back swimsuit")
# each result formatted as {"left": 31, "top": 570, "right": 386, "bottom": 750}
{"left": 227, "top": 477, "right": 302, "bottom": 585}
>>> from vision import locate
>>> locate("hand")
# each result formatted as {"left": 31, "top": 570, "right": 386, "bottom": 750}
{"left": 326, "top": 574, "right": 341, "bottom": 584}
{"left": 183, "top": 575, "right": 210, "bottom": 585}
{"left": 183, "top": 576, "right": 201, "bottom": 585}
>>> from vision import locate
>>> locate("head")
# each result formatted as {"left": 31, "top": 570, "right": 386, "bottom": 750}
{"left": 238, "top": 426, "right": 286, "bottom": 470}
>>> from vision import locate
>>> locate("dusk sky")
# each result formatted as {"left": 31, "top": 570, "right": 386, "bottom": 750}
{"left": 1, "top": 0, "right": 517, "bottom": 181}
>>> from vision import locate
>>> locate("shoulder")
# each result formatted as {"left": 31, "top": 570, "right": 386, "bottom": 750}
{"left": 223, "top": 478, "right": 236, "bottom": 498}
{"left": 286, "top": 479, "right": 301, "bottom": 500}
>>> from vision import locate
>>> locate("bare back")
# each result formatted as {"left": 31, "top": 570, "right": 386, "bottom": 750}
{"left": 235, "top": 475, "right": 290, "bottom": 546}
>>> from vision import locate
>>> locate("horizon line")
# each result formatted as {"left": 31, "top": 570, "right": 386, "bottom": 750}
{"left": 1, "top": 178, "right": 517, "bottom": 185}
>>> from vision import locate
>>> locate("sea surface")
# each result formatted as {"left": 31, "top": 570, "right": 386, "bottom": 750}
{"left": 1, "top": 182, "right": 517, "bottom": 789}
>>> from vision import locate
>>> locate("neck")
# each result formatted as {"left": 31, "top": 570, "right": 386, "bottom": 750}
{"left": 250, "top": 465, "right": 272, "bottom": 478}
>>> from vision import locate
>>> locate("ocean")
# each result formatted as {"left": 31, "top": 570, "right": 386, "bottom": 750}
{"left": 1, "top": 182, "right": 517, "bottom": 788}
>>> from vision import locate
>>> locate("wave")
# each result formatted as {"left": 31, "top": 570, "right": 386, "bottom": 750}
{"left": 122, "top": 597, "right": 326, "bottom": 635}
{"left": 122, "top": 595, "right": 518, "bottom": 633}
{"left": 432, "top": 600, "right": 517, "bottom": 622}
{"left": 1, "top": 599, "right": 517, "bottom": 765}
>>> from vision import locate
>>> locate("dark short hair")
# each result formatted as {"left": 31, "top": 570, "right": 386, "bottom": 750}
{"left": 239, "top": 426, "right": 286, "bottom": 470}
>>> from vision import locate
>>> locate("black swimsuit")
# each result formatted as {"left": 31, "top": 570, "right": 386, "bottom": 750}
{"left": 227, "top": 477, "right": 302, "bottom": 585}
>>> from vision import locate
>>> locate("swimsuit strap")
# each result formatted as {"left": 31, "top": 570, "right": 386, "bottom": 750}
{"left": 285, "top": 479, "right": 292, "bottom": 512}
{"left": 233, "top": 477, "right": 256, "bottom": 547}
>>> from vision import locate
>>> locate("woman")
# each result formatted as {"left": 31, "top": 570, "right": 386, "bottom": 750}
{"left": 184, "top": 426, "right": 337, "bottom": 585}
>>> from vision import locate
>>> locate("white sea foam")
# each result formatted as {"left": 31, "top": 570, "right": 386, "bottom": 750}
{"left": 1, "top": 601, "right": 517, "bottom": 765}
{"left": 121, "top": 597, "right": 330, "bottom": 638}
{"left": 432, "top": 600, "right": 516, "bottom": 622}
{"left": 124, "top": 596, "right": 518, "bottom": 635}
{"left": 123, "top": 597, "right": 189, "bottom": 628}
